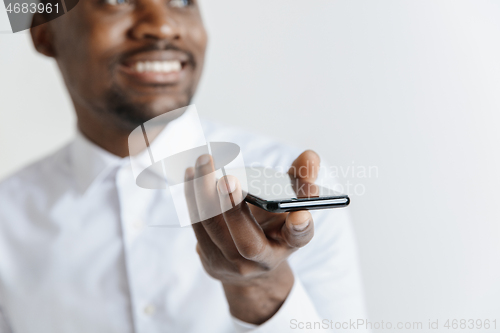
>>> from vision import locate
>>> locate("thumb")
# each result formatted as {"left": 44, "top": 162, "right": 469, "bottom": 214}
{"left": 288, "top": 150, "right": 320, "bottom": 183}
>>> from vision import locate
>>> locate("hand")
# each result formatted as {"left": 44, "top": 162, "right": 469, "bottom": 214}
{"left": 184, "top": 150, "right": 320, "bottom": 324}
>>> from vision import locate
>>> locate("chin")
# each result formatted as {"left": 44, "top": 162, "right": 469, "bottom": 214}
{"left": 109, "top": 95, "right": 192, "bottom": 131}
{"left": 150, "top": 96, "right": 191, "bottom": 115}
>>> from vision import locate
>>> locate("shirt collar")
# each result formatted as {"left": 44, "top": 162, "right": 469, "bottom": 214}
{"left": 70, "top": 105, "right": 206, "bottom": 194}
{"left": 71, "top": 131, "right": 125, "bottom": 194}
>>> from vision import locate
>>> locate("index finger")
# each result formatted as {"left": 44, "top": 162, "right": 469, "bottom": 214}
{"left": 218, "top": 176, "right": 272, "bottom": 262}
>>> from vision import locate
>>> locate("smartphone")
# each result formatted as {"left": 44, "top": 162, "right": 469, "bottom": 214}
{"left": 243, "top": 167, "right": 350, "bottom": 213}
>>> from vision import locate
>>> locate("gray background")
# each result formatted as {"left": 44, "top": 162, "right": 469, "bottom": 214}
{"left": 1, "top": 1, "right": 499, "bottom": 331}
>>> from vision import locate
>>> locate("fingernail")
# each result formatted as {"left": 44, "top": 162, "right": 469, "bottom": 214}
{"left": 292, "top": 219, "right": 310, "bottom": 232}
{"left": 196, "top": 155, "right": 210, "bottom": 167}
{"left": 218, "top": 177, "right": 236, "bottom": 195}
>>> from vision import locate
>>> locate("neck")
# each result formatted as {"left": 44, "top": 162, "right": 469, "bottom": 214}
{"left": 77, "top": 120, "right": 131, "bottom": 158}
{"left": 77, "top": 114, "right": 165, "bottom": 159}
{"left": 75, "top": 106, "right": 146, "bottom": 158}
{"left": 75, "top": 102, "right": 174, "bottom": 158}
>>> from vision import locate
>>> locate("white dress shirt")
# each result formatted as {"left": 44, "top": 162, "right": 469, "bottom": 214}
{"left": 0, "top": 109, "right": 367, "bottom": 333}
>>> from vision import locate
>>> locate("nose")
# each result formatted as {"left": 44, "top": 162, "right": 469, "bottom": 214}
{"left": 130, "top": 1, "right": 180, "bottom": 42}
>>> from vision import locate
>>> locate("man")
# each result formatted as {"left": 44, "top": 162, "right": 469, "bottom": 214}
{"left": 0, "top": 0, "right": 367, "bottom": 332}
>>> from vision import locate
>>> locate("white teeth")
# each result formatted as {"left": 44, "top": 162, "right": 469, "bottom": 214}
{"left": 153, "top": 62, "right": 162, "bottom": 72}
{"left": 172, "top": 61, "right": 182, "bottom": 71}
{"left": 162, "top": 62, "right": 173, "bottom": 72}
{"left": 133, "top": 61, "right": 182, "bottom": 73}
{"left": 136, "top": 62, "right": 145, "bottom": 73}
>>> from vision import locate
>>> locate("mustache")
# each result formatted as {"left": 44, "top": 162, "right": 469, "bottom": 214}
{"left": 113, "top": 42, "right": 197, "bottom": 68}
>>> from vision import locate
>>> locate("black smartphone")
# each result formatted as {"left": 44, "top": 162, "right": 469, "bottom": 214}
{"left": 243, "top": 167, "right": 350, "bottom": 213}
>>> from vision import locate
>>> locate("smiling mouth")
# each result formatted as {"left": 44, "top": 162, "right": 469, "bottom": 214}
{"left": 118, "top": 53, "right": 189, "bottom": 86}
{"left": 130, "top": 60, "right": 183, "bottom": 74}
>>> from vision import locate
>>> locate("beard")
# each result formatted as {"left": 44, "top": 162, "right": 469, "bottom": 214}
{"left": 101, "top": 83, "right": 194, "bottom": 132}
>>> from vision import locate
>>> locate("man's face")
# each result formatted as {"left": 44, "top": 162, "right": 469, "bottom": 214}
{"left": 48, "top": 0, "right": 207, "bottom": 130}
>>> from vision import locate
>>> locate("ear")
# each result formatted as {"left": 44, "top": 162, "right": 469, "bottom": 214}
{"left": 30, "top": 14, "right": 57, "bottom": 58}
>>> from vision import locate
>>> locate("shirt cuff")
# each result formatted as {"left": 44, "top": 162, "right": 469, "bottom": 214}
{"left": 232, "top": 316, "right": 258, "bottom": 333}
{"left": 231, "top": 277, "right": 324, "bottom": 333}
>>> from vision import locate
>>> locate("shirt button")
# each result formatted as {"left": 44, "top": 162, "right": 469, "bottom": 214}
{"left": 143, "top": 304, "right": 156, "bottom": 316}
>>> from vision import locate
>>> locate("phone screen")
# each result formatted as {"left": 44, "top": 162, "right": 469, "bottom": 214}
{"left": 245, "top": 167, "right": 343, "bottom": 202}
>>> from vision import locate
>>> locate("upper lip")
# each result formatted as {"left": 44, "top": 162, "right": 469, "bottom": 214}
{"left": 120, "top": 50, "right": 191, "bottom": 68}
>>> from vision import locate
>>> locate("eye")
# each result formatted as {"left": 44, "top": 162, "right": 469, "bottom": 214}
{"left": 105, "top": 0, "right": 131, "bottom": 6}
{"left": 169, "top": 0, "right": 192, "bottom": 8}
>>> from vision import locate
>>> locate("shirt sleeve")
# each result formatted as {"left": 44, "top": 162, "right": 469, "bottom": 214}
{"left": 231, "top": 277, "right": 329, "bottom": 333}
{"left": 231, "top": 316, "right": 258, "bottom": 333}
{"left": 0, "top": 306, "right": 13, "bottom": 333}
